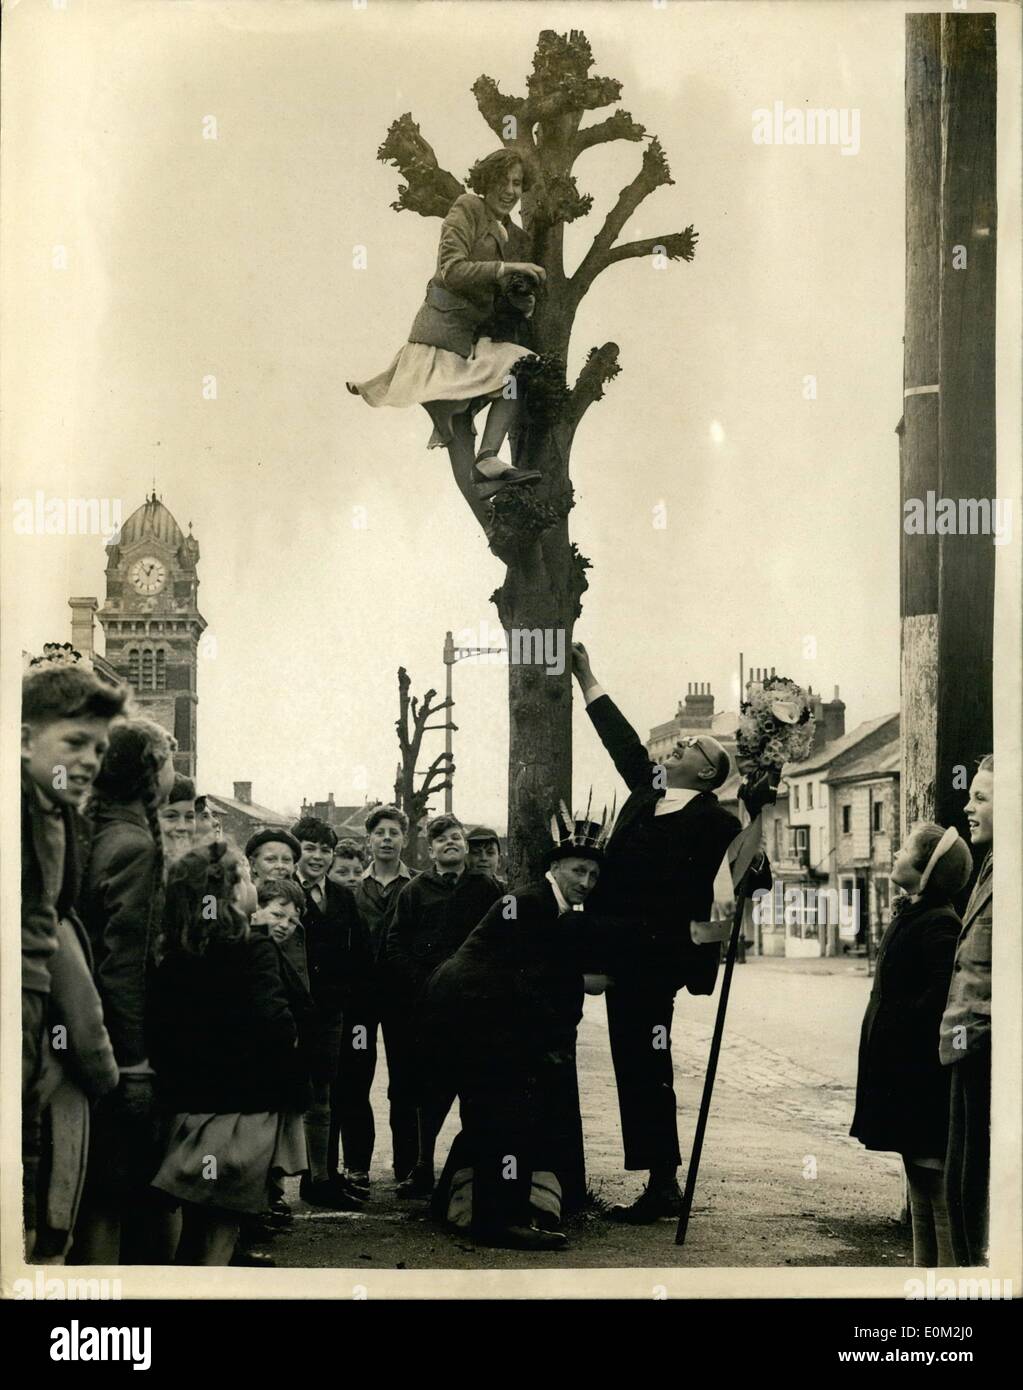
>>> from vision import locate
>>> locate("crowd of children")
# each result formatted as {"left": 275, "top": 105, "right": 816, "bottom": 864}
{"left": 21, "top": 653, "right": 994, "bottom": 1267}
{"left": 20, "top": 656, "right": 517, "bottom": 1265}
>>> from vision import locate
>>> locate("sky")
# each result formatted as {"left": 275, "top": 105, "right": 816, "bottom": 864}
{"left": 5, "top": 0, "right": 916, "bottom": 825}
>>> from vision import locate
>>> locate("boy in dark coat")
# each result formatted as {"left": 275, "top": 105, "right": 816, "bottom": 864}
{"left": 383, "top": 814, "right": 503, "bottom": 1196}
{"left": 290, "top": 817, "right": 369, "bottom": 1209}
{"left": 20, "top": 660, "right": 127, "bottom": 1255}
{"left": 333, "top": 808, "right": 418, "bottom": 1191}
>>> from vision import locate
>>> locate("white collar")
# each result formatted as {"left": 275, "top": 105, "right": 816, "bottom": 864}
{"left": 656, "top": 786, "right": 701, "bottom": 812}
{"left": 544, "top": 870, "right": 577, "bottom": 915}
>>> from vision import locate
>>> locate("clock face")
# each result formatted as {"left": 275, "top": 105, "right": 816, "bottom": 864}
{"left": 129, "top": 556, "right": 167, "bottom": 594}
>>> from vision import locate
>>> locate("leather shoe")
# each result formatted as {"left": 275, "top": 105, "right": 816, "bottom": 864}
{"left": 395, "top": 1167, "right": 435, "bottom": 1199}
{"left": 607, "top": 1185, "right": 684, "bottom": 1224}
{"left": 230, "top": 1248, "right": 276, "bottom": 1268}
{"left": 342, "top": 1169, "right": 370, "bottom": 1198}
{"left": 300, "top": 1175, "right": 366, "bottom": 1211}
{"left": 483, "top": 1224, "right": 568, "bottom": 1252}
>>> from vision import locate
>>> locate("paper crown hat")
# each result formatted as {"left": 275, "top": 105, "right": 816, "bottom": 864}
{"left": 548, "top": 792, "right": 615, "bottom": 864}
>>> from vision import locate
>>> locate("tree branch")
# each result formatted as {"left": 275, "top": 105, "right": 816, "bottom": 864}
{"left": 377, "top": 113, "right": 464, "bottom": 218}
{"left": 395, "top": 667, "right": 413, "bottom": 754}
{"left": 603, "top": 228, "right": 698, "bottom": 270}
{"left": 570, "top": 137, "right": 683, "bottom": 297}
{"left": 526, "top": 29, "right": 622, "bottom": 120}
{"left": 420, "top": 750, "right": 454, "bottom": 797}
{"left": 472, "top": 75, "right": 533, "bottom": 141}
{"left": 572, "top": 110, "right": 647, "bottom": 158}
{"left": 567, "top": 343, "right": 622, "bottom": 429}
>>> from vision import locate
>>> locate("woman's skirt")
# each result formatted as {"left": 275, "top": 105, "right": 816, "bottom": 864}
{"left": 347, "top": 337, "right": 532, "bottom": 449}
{"left": 151, "top": 1111, "right": 308, "bottom": 1215}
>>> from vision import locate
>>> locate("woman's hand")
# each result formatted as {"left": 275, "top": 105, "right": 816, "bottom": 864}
{"left": 501, "top": 262, "right": 546, "bottom": 286}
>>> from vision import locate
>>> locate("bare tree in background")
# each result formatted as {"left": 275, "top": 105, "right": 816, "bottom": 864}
{"left": 394, "top": 665, "right": 454, "bottom": 868}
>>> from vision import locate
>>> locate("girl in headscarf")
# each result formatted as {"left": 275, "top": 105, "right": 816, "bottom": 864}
{"left": 850, "top": 822, "right": 973, "bottom": 1266}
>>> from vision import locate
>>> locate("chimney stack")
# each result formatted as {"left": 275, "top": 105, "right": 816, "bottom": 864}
{"left": 823, "top": 686, "right": 846, "bottom": 743}
{"left": 68, "top": 597, "right": 98, "bottom": 659}
{"left": 233, "top": 781, "right": 252, "bottom": 805}
{"left": 683, "top": 682, "right": 715, "bottom": 728}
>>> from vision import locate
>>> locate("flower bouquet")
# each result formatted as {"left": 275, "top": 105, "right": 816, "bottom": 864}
{"left": 734, "top": 675, "right": 815, "bottom": 821}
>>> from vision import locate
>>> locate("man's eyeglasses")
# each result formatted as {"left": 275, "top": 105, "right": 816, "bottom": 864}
{"left": 676, "top": 736, "right": 718, "bottom": 775}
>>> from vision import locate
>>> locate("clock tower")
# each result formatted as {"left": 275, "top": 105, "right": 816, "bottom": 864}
{"left": 97, "top": 493, "right": 206, "bottom": 776}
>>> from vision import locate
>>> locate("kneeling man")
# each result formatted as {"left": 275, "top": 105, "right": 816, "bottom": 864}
{"left": 422, "top": 810, "right": 610, "bottom": 1251}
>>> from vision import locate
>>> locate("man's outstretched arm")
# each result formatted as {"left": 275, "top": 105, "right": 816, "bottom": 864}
{"left": 571, "top": 642, "right": 655, "bottom": 793}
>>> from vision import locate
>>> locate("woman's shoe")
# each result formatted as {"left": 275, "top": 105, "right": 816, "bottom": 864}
{"left": 472, "top": 453, "right": 542, "bottom": 498}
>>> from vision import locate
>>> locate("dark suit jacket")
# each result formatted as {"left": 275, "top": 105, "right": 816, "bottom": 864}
{"left": 585, "top": 694, "right": 747, "bottom": 994}
{"left": 300, "top": 878, "right": 370, "bottom": 1015}
{"left": 423, "top": 881, "right": 586, "bottom": 1077}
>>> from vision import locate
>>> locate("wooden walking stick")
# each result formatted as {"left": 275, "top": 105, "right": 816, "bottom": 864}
{"left": 674, "top": 678, "right": 815, "bottom": 1246}
{"left": 675, "top": 815, "right": 762, "bottom": 1246}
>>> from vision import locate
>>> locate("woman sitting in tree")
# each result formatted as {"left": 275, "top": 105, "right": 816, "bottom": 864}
{"left": 347, "top": 148, "right": 545, "bottom": 498}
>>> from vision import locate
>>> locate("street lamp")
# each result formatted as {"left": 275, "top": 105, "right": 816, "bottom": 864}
{"left": 442, "top": 629, "right": 506, "bottom": 814}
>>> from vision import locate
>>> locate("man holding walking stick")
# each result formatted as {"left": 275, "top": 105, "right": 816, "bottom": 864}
{"left": 571, "top": 642, "right": 772, "bottom": 1223}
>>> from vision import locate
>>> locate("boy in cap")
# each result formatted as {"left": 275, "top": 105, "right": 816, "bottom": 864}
{"left": 466, "top": 825, "right": 505, "bottom": 887}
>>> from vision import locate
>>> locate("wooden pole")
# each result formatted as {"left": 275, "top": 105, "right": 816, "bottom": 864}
{"left": 900, "top": 13, "right": 943, "bottom": 839}
{"left": 934, "top": 13, "right": 997, "bottom": 838}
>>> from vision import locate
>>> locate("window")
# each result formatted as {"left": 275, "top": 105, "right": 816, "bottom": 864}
{"left": 820, "top": 782, "right": 827, "bottom": 806}
{"left": 789, "top": 827, "right": 809, "bottom": 855}
{"left": 807, "top": 784, "right": 814, "bottom": 810}
{"left": 793, "top": 785, "right": 800, "bottom": 811}
{"left": 126, "top": 645, "right": 166, "bottom": 691}
{"left": 872, "top": 800, "right": 884, "bottom": 833}
{"left": 842, "top": 805, "right": 852, "bottom": 834}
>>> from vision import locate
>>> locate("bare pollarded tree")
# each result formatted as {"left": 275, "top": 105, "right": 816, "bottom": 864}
{"left": 394, "top": 665, "right": 454, "bottom": 867}
{"left": 377, "top": 29, "right": 697, "bottom": 881}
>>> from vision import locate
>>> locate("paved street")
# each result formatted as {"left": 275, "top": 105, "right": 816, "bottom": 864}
{"left": 270, "top": 956, "right": 913, "bottom": 1272}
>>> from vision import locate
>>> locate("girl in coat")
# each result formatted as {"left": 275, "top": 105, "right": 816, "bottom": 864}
{"left": 72, "top": 717, "right": 177, "bottom": 1265}
{"left": 148, "top": 844, "right": 309, "bottom": 1266}
{"left": 347, "top": 148, "right": 545, "bottom": 498}
{"left": 850, "top": 822, "right": 973, "bottom": 1266}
